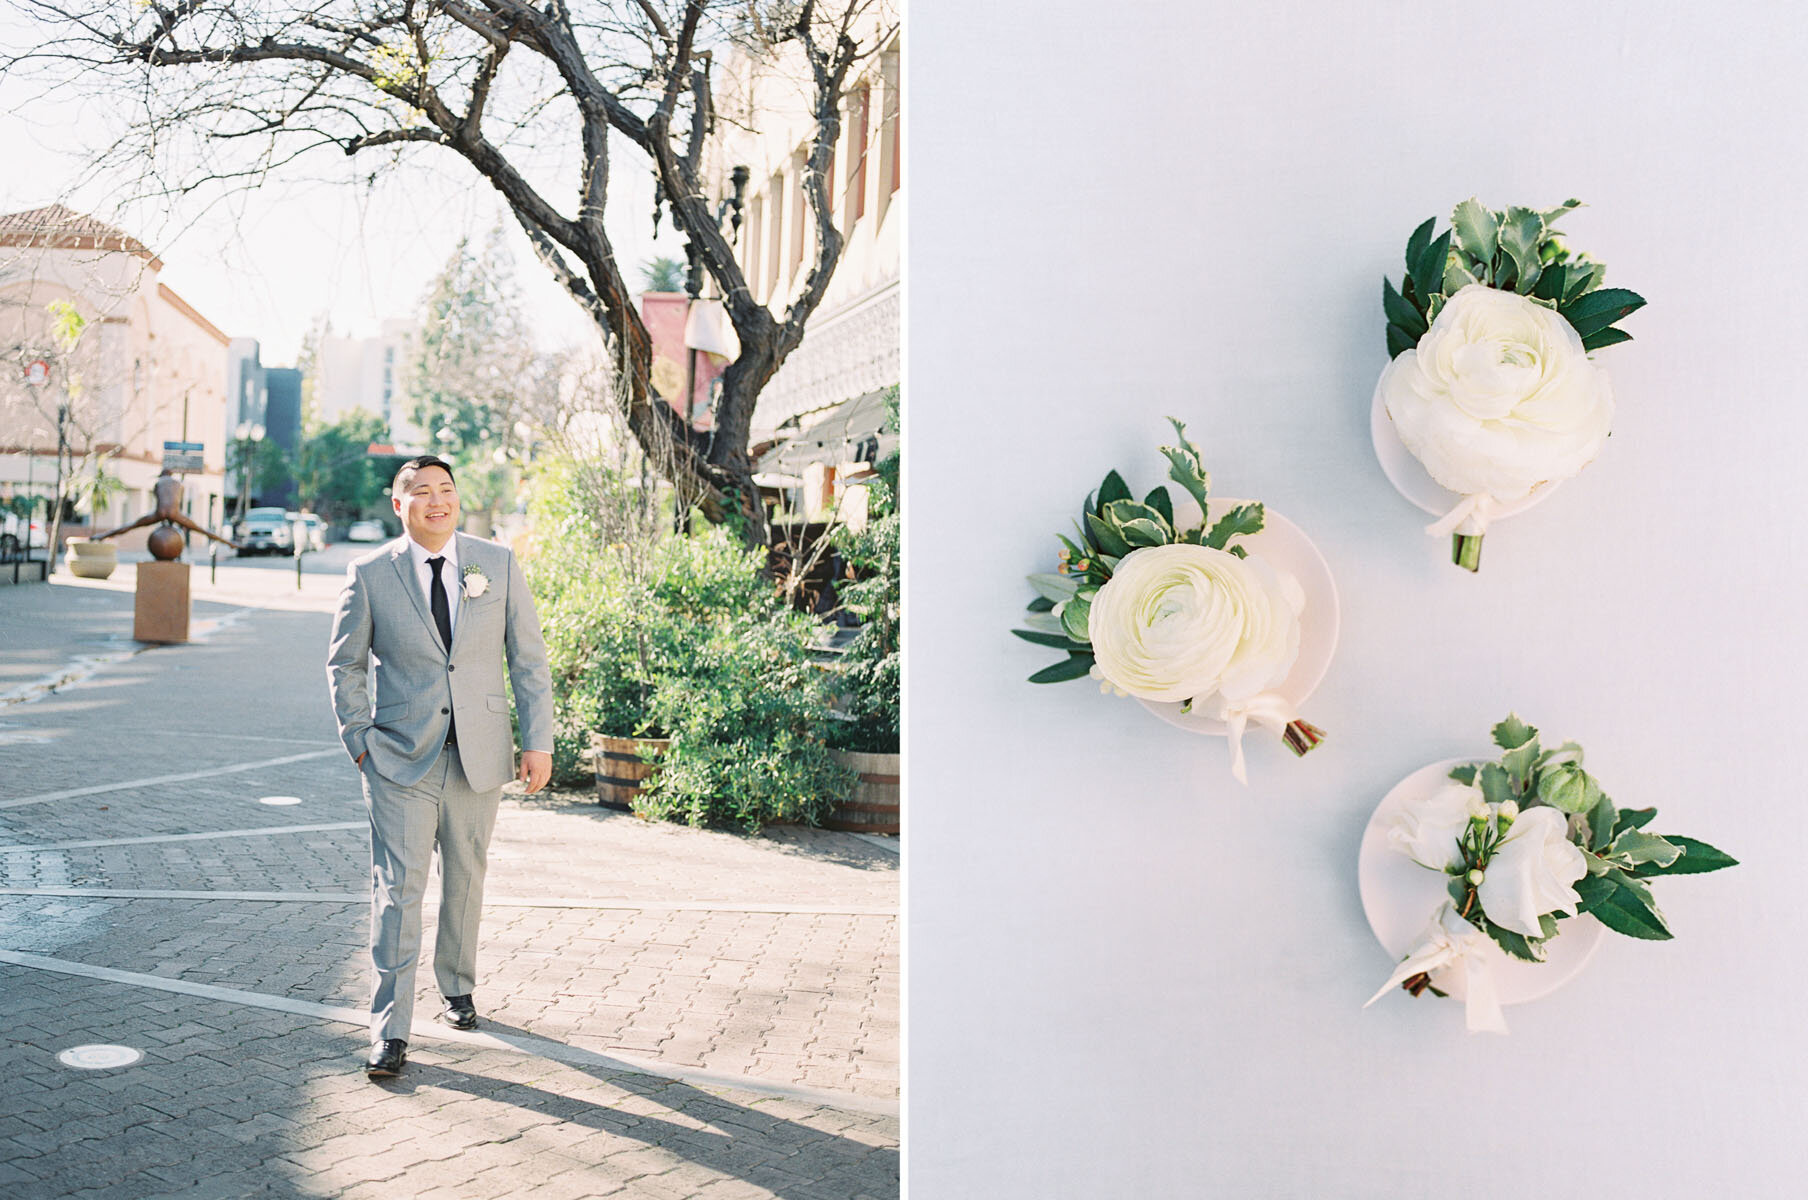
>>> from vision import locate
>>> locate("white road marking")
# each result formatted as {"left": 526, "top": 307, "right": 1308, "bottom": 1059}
{"left": 0, "top": 950, "right": 898, "bottom": 1115}
{"left": 0, "top": 886, "right": 897, "bottom": 915}
{"left": 0, "top": 821, "right": 365, "bottom": 851}
{"left": 0, "top": 749, "right": 343, "bottom": 809}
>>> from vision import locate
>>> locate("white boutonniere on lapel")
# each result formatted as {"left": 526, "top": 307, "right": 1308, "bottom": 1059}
{"left": 462, "top": 564, "right": 490, "bottom": 598}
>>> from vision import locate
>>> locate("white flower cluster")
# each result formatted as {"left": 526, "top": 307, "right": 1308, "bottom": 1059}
{"left": 1380, "top": 285, "right": 1614, "bottom": 503}
{"left": 1085, "top": 543, "right": 1303, "bottom": 709}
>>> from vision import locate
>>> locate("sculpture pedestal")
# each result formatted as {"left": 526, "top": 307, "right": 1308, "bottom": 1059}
{"left": 134, "top": 561, "right": 190, "bottom": 644}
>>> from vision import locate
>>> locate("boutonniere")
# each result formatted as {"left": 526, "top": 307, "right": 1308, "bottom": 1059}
{"left": 1362, "top": 714, "right": 1734, "bottom": 1033}
{"left": 462, "top": 564, "right": 490, "bottom": 598}
{"left": 1011, "top": 418, "right": 1334, "bottom": 783}
{"left": 1374, "top": 199, "right": 1646, "bottom": 571}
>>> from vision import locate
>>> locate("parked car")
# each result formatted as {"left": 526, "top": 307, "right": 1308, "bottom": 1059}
{"left": 237, "top": 507, "right": 296, "bottom": 556}
{"left": 294, "top": 513, "right": 328, "bottom": 551}
{"left": 0, "top": 512, "right": 47, "bottom": 558}
{"left": 346, "top": 519, "right": 388, "bottom": 543}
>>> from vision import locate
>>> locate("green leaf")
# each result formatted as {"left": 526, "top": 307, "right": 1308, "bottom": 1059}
{"left": 1098, "top": 469, "right": 1132, "bottom": 509}
{"left": 1085, "top": 511, "right": 1131, "bottom": 559}
{"left": 1447, "top": 764, "right": 1478, "bottom": 786}
{"left": 1632, "top": 835, "right": 1738, "bottom": 877}
{"left": 1404, "top": 216, "right": 1435, "bottom": 275}
{"left": 1028, "top": 655, "right": 1095, "bottom": 684}
{"left": 1587, "top": 792, "right": 1618, "bottom": 850}
{"left": 1501, "top": 738, "right": 1542, "bottom": 790}
{"left": 1612, "top": 806, "right": 1657, "bottom": 835}
{"left": 1561, "top": 287, "right": 1647, "bottom": 339}
{"left": 1442, "top": 257, "right": 1479, "bottom": 297}
{"left": 1576, "top": 871, "right": 1672, "bottom": 940}
{"left": 1020, "top": 611, "right": 1065, "bottom": 636}
{"left": 1410, "top": 230, "right": 1451, "bottom": 309}
{"left": 1143, "top": 487, "right": 1174, "bottom": 528}
{"left": 1477, "top": 762, "right": 1512, "bottom": 808}
{"left": 1383, "top": 277, "right": 1428, "bottom": 335}
{"left": 1450, "top": 198, "right": 1498, "bottom": 268}
{"left": 1564, "top": 261, "right": 1599, "bottom": 301}
{"left": 1056, "top": 533, "right": 1084, "bottom": 558}
{"left": 1158, "top": 417, "right": 1210, "bottom": 510}
{"left": 1204, "top": 502, "right": 1264, "bottom": 550}
{"left": 1532, "top": 262, "right": 1569, "bottom": 302}
{"left": 1226, "top": 545, "right": 1247, "bottom": 559}
{"left": 1012, "top": 628, "right": 1087, "bottom": 651}
{"left": 1491, "top": 714, "right": 1538, "bottom": 750}
{"left": 1104, "top": 499, "right": 1173, "bottom": 536}
{"left": 1026, "top": 595, "right": 1055, "bottom": 613}
{"left": 1498, "top": 207, "right": 1545, "bottom": 292}
{"left": 1117, "top": 517, "right": 1168, "bottom": 548}
{"left": 1385, "top": 322, "right": 1418, "bottom": 359}
{"left": 1540, "top": 198, "right": 1583, "bottom": 224}
{"left": 1482, "top": 918, "right": 1547, "bottom": 962}
{"left": 1581, "top": 327, "right": 1634, "bottom": 352}
{"left": 1447, "top": 876, "right": 1470, "bottom": 908}
{"left": 1027, "top": 572, "right": 1079, "bottom": 604}
{"left": 1059, "top": 595, "right": 1091, "bottom": 643}
{"left": 1607, "top": 828, "right": 1681, "bottom": 868}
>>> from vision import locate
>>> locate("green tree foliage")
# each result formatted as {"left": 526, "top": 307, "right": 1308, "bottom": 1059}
{"left": 640, "top": 256, "right": 687, "bottom": 293}
{"left": 294, "top": 408, "right": 390, "bottom": 521}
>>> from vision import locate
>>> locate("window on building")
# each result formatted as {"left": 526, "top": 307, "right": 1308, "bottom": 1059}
{"left": 846, "top": 84, "right": 870, "bottom": 229}
{"left": 767, "top": 169, "right": 785, "bottom": 297}
{"left": 788, "top": 148, "right": 807, "bottom": 279}
{"left": 745, "top": 195, "right": 764, "bottom": 300}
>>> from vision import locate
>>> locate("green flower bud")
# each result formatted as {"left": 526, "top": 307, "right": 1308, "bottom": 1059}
{"left": 1538, "top": 763, "right": 1597, "bottom": 814}
{"left": 1497, "top": 799, "right": 1519, "bottom": 824}
{"left": 1467, "top": 869, "right": 1485, "bottom": 886}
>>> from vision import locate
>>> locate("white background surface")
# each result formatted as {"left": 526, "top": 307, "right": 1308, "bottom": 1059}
{"left": 906, "top": 2, "right": 1808, "bottom": 1196}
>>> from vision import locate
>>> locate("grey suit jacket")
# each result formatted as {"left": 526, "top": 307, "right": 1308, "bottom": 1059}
{"left": 326, "top": 532, "right": 554, "bottom": 794}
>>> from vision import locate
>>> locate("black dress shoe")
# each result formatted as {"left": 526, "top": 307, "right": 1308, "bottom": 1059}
{"left": 440, "top": 994, "right": 478, "bottom": 1031}
{"left": 364, "top": 1038, "right": 406, "bottom": 1077}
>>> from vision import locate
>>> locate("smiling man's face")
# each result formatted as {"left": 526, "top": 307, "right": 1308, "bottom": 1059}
{"left": 393, "top": 464, "right": 459, "bottom": 551}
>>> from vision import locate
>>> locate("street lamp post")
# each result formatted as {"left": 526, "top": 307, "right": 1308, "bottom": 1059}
{"left": 234, "top": 421, "right": 265, "bottom": 540}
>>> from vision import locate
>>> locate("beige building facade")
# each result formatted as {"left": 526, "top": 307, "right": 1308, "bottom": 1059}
{"left": 705, "top": 10, "right": 902, "bottom": 440}
{"left": 0, "top": 206, "right": 232, "bottom": 545}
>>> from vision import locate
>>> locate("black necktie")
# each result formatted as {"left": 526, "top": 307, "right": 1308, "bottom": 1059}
{"left": 428, "top": 556, "right": 453, "bottom": 652}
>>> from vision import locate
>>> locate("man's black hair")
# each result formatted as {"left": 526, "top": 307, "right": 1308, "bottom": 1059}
{"left": 391, "top": 455, "right": 457, "bottom": 497}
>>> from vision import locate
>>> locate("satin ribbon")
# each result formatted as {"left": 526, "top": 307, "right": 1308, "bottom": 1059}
{"left": 1425, "top": 492, "right": 1498, "bottom": 539}
{"left": 1214, "top": 691, "right": 1296, "bottom": 785}
{"left": 1364, "top": 902, "right": 1508, "bottom": 1034}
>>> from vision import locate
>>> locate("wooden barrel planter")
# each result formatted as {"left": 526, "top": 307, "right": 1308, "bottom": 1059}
{"left": 826, "top": 750, "right": 900, "bottom": 835}
{"left": 590, "top": 733, "right": 668, "bottom": 812}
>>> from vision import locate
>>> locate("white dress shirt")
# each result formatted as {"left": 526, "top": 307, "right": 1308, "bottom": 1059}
{"left": 405, "top": 534, "right": 460, "bottom": 643}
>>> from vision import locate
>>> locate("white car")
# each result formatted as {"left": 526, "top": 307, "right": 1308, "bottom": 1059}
{"left": 294, "top": 513, "right": 328, "bottom": 551}
{"left": 1, "top": 512, "right": 47, "bottom": 557}
{"left": 346, "top": 519, "right": 388, "bottom": 543}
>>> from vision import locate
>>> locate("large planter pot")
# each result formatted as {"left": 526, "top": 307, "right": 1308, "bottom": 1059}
{"left": 590, "top": 733, "right": 669, "bottom": 812}
{"left": 826, "top": 749, "right": 900, "bottom": 835}
{"left": 64, "top": 537, "right": 118, "bottom": 580}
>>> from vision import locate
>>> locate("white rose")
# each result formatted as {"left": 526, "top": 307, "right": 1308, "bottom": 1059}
{"left": 1387, "top": 779, "right": 1487, "bottom": 871}
{"left": 1086, "top": 543, "right": 1303, "bottom": 706}
{"left": 1477, "top": 806, "right": 1587, "bottom": 937}
{"left": 463, "top": 570, "right": 489, "bottom": 598}
{"left": 1381, "top": 284, "right": 1613, "bottom": 501}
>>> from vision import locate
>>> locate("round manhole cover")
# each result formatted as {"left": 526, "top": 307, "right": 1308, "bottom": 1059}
{"left": 258, "top": 795, "right": 302, "bottom": 806}
{"left": 57, "top": 1044, "right": 143, "bottom": 1070}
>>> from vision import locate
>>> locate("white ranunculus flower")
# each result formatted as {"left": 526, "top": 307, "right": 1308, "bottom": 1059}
{"left": 1477, "top": 806, "right": 1587, "bottom": 937}
{"left": 1381, "top": 284, "right": 1613, "bottom": 502}
{"left": 1087, "top": 543, "right": 1303, "bottom": 706}
{"left": 1388, "top": 779, "right": 1487, "bottom": 871}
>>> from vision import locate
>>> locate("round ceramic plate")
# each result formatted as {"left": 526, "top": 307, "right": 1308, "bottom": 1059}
{"left": 1368, "top": 373, "right": 1555, "bottom": 521}
{"left": 1135, "top": 495, "right": 1339, "bottom": 737}
{"left": 1358, "top": 757, "right": 1603, "bottom": 1006}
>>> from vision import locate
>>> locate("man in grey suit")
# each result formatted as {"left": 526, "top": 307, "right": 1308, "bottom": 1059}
{"left": 327, "top": 455, "right": 554, "bottom": 1078}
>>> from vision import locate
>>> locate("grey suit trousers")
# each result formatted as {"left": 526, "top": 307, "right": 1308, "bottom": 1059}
{"left": 361, "top": 744, "right": 500, "bottom": 1041}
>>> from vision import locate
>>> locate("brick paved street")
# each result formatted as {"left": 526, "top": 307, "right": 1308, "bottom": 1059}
{"left": 0, "top": 564, "right": 899, "bottom": 1198}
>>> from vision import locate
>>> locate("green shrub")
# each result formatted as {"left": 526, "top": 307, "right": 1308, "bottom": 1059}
{"left": 826, "top": 387, "right": 901, "bottom": 754}
{"left": 522, "top": 456, "right": 852, "bottom": 828}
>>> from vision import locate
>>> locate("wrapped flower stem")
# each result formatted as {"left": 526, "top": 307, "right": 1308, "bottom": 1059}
{"left": 1452, "top": 532, "right": 1483, "bottom": 572}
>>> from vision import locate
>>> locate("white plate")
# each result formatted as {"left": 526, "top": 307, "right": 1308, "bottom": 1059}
{"left": 1358, "top": 757, "right": 1602, "bottom": 1006}
{"left": 1368, "top": 372, "right": 1556, "bottom": 521}
{"left": 1134, "top": 495, "right": 1339, "bottom": 737}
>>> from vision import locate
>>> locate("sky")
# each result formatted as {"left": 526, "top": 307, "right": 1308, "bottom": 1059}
{"left": 0, "top": 15, "right": 686, "bottom": 366}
